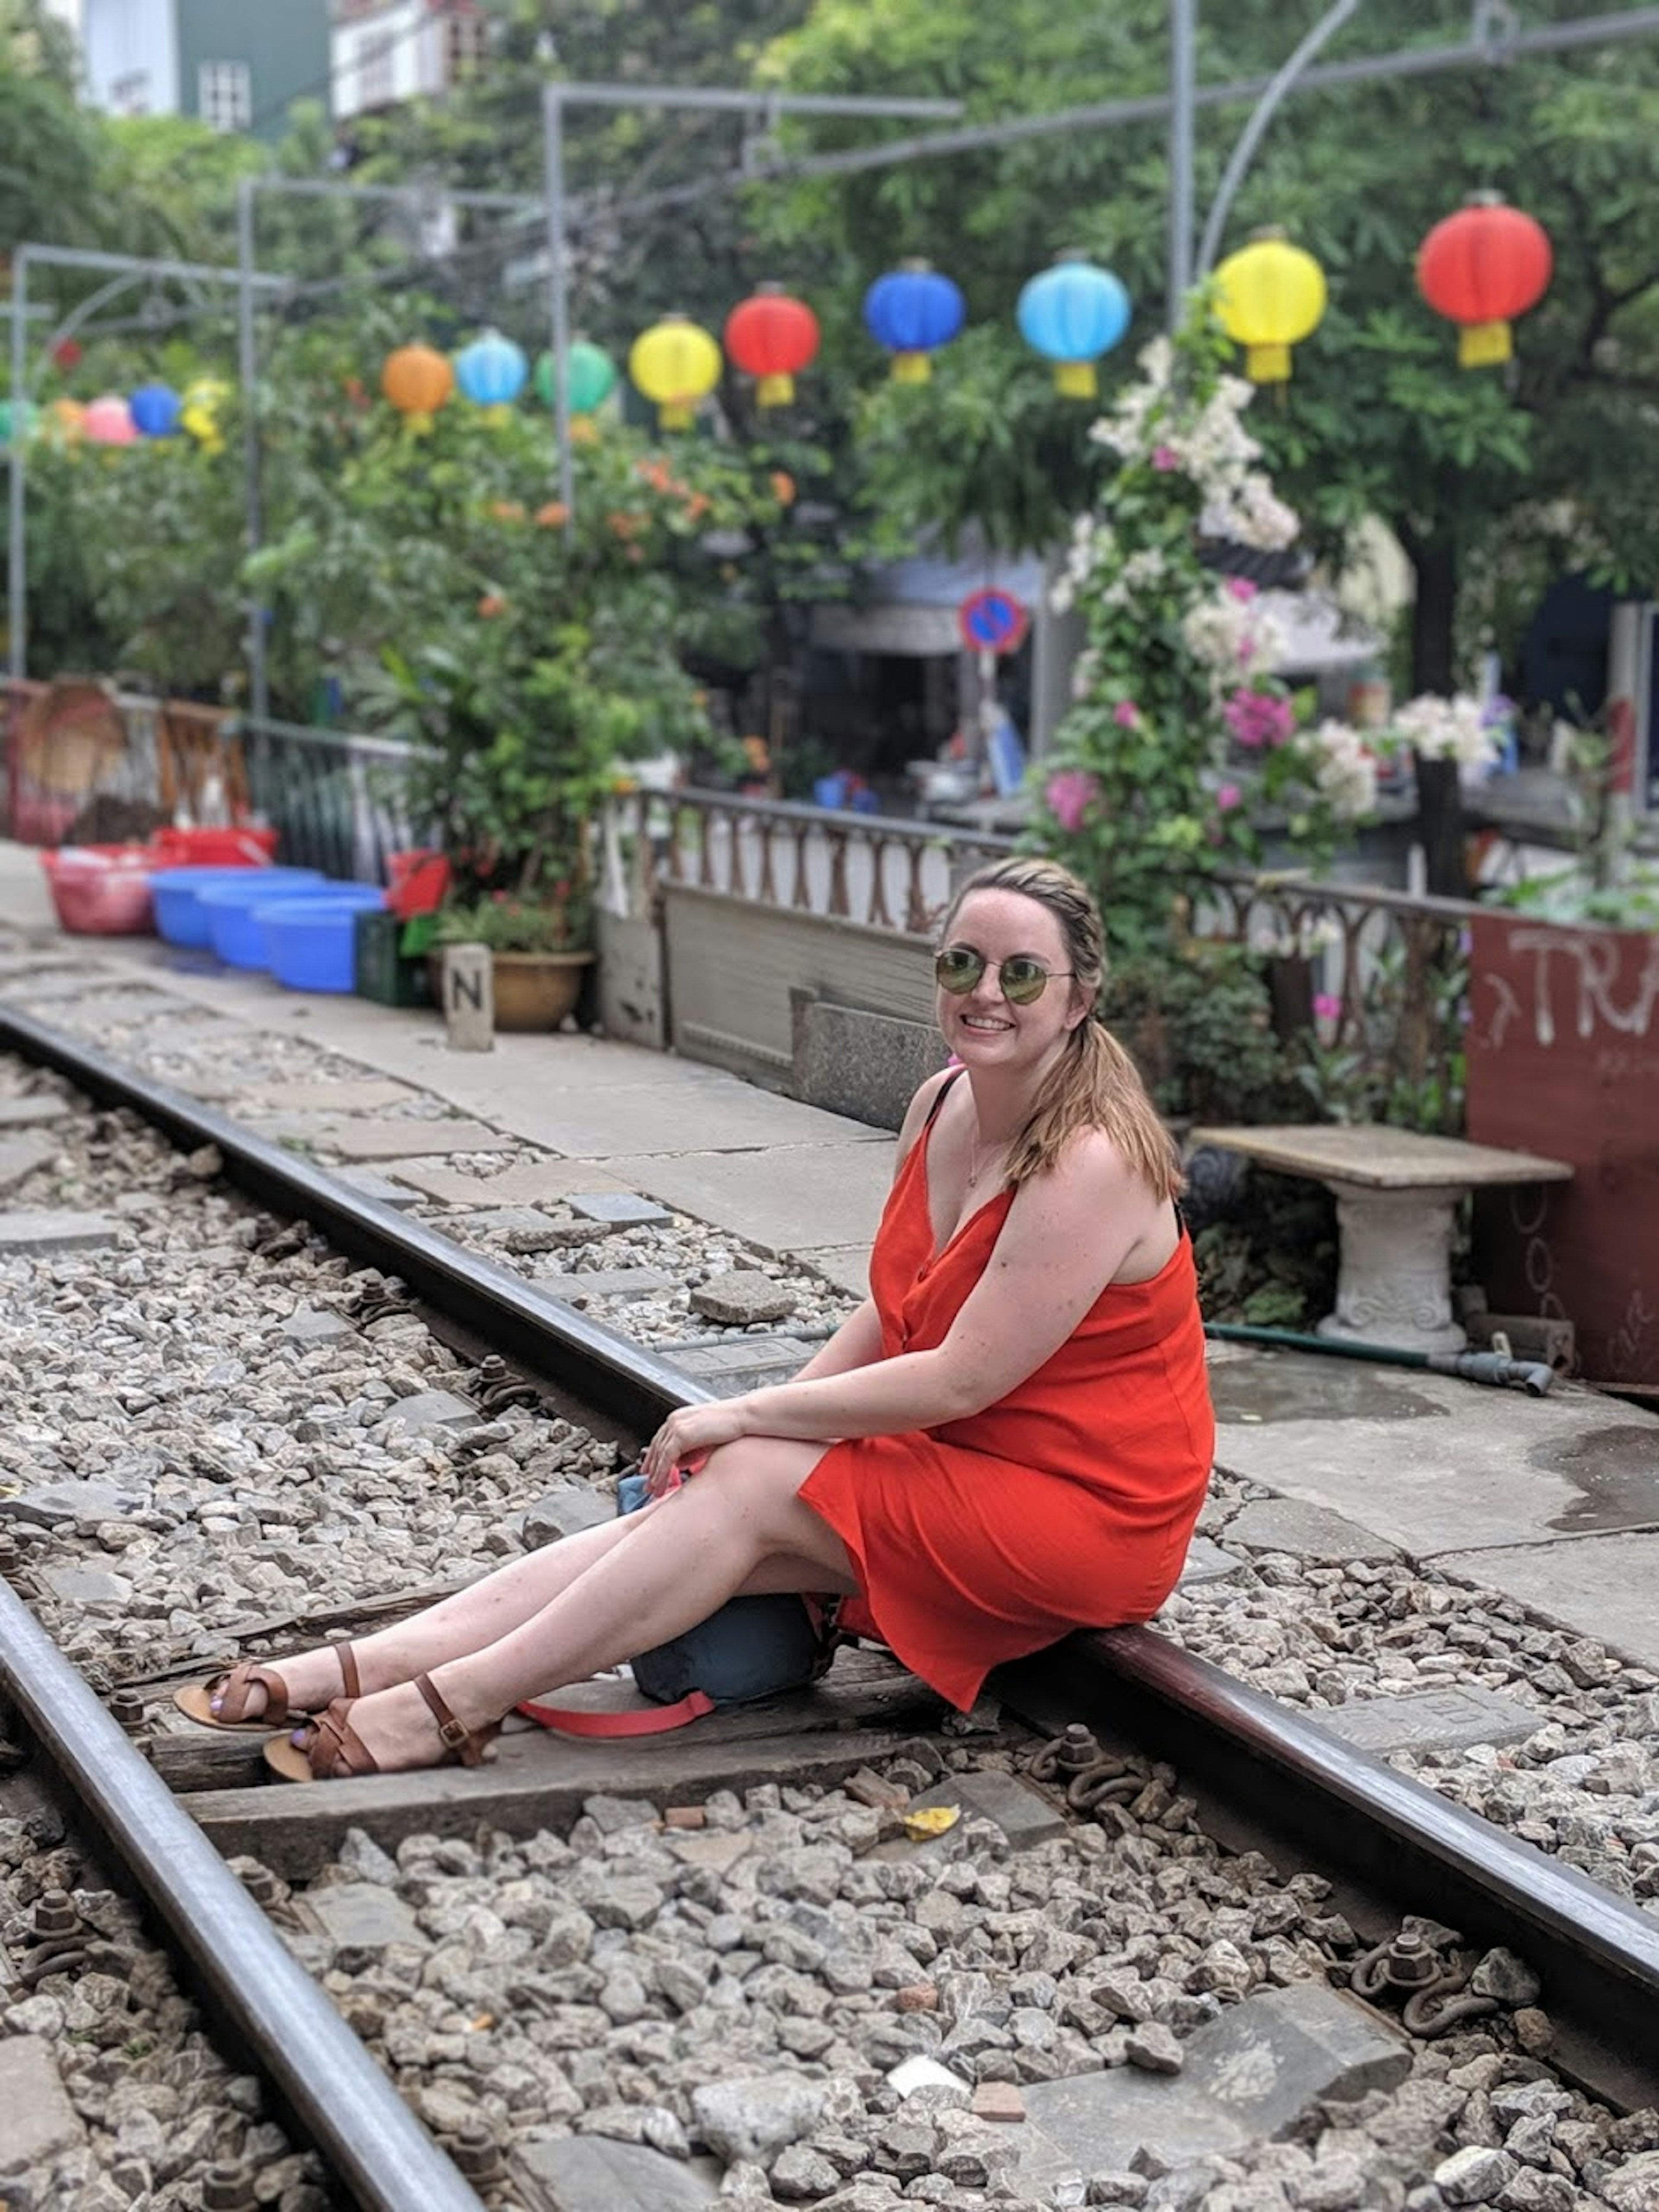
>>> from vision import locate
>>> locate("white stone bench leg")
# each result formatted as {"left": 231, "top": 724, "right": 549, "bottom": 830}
{"left": 1316, "top": 1179, "right": 1468, "bottom": 1356}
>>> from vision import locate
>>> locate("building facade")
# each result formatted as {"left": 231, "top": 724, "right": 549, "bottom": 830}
{"left": 331, "top": 0, "right": 490, "bottom": 124}
{"left": 79, "top": 0, "right": 331, "bottom": 140}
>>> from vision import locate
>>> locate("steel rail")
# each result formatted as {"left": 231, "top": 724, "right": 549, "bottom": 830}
{"left": 0, "top": 1582, "right": 485, "bottom": 2212}
{"left": 5, "top": 1002, "right": 1659, "bottom": 2110}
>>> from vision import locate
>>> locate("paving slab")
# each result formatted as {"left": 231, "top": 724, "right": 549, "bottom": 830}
{"left": 909, "top": 1770, "right": 1068, "bottom": 1851}
{"left": 1427, "top": 1531, "right": 1659, "bottom": 1672}
{"left": 809, "top": 1245, "right": 874, "bottom": 1298}
{"left": 0, "top": 1095, "right": 70, "bottom": 1128}
{"left": 328, "top": 1166, "right": 421, "bottom": 1209}
{"left": 542, "top": 1267, "right": 675, "bottom": 1303}
{"left": 512, "top": 2136, "right": 722, "bottom": 2209}
{"left": 1318, "top": 1684, "right": 1542, "bottom": 1755}
{"left": 566, "top": 1190, "right": 674, "bottom": 1226}
{"left": 39, "top": 1564, "right": 133, "bottom": 1608}
{"left": 475, "top": 1081, "right": 891, "bottom": 1162}
{"left": 0, "top": 2036, "right": 86, "bottom": 2175}
{"left": 665, "top": 1335, "right": 819, "bottom": 1394}
{"left": 385, "top": 1159, "right": 628, "bottom": 1208}
{"left": 0, "top": 1131, "right": 58, "bottom": 1192}
{"left": 1213, "top": 1351, "right": 1652, "bottom": 1558}
{"left": 380, "top": 1390, "right": 482, "bottom": 1435}
{"left": 620, "top": 1145, "right": 897, "bottom": 1256}
{"left": 305, "top": 1882, "right": 426, "bottom": 1950}
{"left": 0, "top": 1479, "right": 149, "bottom": 1525}
{"left": 1224, "top": 1497, "right": 1402, "bottom": 1562}
{"left": 1175, "top": 1536, "right": 1243, "bottom": 1586}
{"left": 280, "top": 1307, "right": 356, "bottom": 1344}
{"left": 0, "top": 1208, "right": 121, "bottom": 1252}
{"left": 243, "top": 1079, "right": 417, "bottom": 1113}
{"left": 321, "top": 1116, "right": 516, "bottom": 1161}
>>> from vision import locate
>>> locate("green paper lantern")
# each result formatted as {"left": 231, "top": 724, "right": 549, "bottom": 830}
{"left": 534, "top": 342, "right": 618, "bottom": 419}
{"left": 0, "top": 400, "right": 38, "bottom": 444}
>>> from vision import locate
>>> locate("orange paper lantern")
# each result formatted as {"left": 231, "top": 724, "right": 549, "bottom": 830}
{"left": 381, "top": 344, "right": 454, "bottom": 429}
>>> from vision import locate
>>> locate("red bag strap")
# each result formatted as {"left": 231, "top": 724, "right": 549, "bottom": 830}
{"left": 515, "top": 1689, "right": 715, "bottom": 1737}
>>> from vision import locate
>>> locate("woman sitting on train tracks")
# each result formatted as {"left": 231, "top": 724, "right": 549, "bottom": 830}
{"left": 178, "top": 855, "right": 1216, "bottom": 1783}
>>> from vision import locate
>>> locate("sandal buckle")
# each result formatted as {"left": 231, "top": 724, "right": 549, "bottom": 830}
{"left": 438, "top": 1716, "right": 470, "bottom": 1749}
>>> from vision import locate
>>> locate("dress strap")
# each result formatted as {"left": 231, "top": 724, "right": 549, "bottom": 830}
{"left": 922, "top": 1067, "right": 964, "bottom": 1131}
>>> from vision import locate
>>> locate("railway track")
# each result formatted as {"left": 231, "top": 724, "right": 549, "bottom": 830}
{"left": 2, "top": 996, "right": 1657, "bottom": 2211}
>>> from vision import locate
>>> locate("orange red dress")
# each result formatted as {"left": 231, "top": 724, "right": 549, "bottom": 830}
{"left": 798, "top": 1083, "right": 1215, "bottom": 1712}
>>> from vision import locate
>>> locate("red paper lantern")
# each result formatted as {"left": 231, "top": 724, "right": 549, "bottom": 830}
{"left": 723, "top": 285, "right": 820, "bottom": 407}
{"left": 1417, "top": 194, "right": 1552, "bottom": 369}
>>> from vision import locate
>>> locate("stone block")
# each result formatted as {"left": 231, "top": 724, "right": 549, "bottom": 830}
{"left": 791, "top": 989, "right": 949, "bottom": 1134}
{"left": 0, "top": 1096, "right": 69, "bottom": 1128}
{"left": 380, "top": 1390, "right": 481, "bottom": 1435}
{"left": 445, "top": 1205, "right": 583, "bottom": 1243}
{"left": 1176, "top": 1537, "right": 1243, "bottom": 1586}
{"left": 512, "top": 2136, "right": 721, "bottom": 2209}
{"left": 1318, "top": 1684, "right": 1541, "bottom": 1755}
{"left": 1017, "top": 2067, "right": 1248, "bottom": 2193}
{"left": 690, "top": 1270, "right": 798, "bottom": 1326}
{"left": 0, "top": 1208, "right": 120, "bottom": 1252}
{"left": 39, "top": 1565, "right": 133, "bottom": 1609}
{"left": 522, "top": 1484, "right": 615, "bottom": 1545}
{"left": 281, "top": 1308, "right": 356, "bottom": 1344}
{"left": 305, "top": 1883, "right": 426, "bottom": 1950}
{"left": 0, "top": 2036, "right": 86, "bottom": 2175}
{"left": 915, "top": 1770, "right": 1068, "bottom": 1851}
{"left": 325, "top": 1117, "right": 514, "bottom": 1161}
{"left": 1182, "top": 1980, "right": 1411, "bottom": 2134}
{"left": 566, "top": 1191, "right": 674, "bottom": 1226}
{"left": 246, "top": 1081, "right": 415, "bottom": 1114}
{"left": 664, "top": 1335, "right": 818, "bottom": 1396}
{"left": 440, "top": 944, "right": 494, "bottom": 1052}
{"left": 328, "top": 1166, "right": 422, "bottom": 1209}
{"left": 543, "top": 1268, "right": 676, "bottom": 1303}
{"left": 0, "top": 1479, "right": 147, "bottom": 1527}
{"left": 384, "top": 1161, "right": 628, "bottom": 1209}
{"left": 1223, "top": 1498, "right": 1402, "bottom": 1562}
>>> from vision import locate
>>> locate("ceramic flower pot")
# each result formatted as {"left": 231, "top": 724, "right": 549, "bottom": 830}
{"left": 428, "top": 947, "right": 595, "bottom": 1033}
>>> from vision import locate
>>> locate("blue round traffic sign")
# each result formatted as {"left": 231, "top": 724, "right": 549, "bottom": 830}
{"left": 958, "top": 587, "right": 1030, "bottom": 655}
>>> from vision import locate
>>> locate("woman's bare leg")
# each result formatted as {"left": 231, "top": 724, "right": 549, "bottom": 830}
{"left": 296, "top": 1437, "right": 854, "bottom": 1772}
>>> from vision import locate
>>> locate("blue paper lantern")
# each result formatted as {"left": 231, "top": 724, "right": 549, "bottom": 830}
{"left": 862, "top": 263, "right": 966, "bottom": 383}
{"left": 455, "top": 328, "right": 529, "bottom": 410}
{"left": 129, "top": 381, "right": 183, "bottom": 438}
{"left": 1017, "top": 257, "right": 1131, "bottom": 398}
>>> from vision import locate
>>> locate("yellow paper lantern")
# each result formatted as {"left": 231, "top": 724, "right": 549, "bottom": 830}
{"left": 628, "top": 315, "right": 721, "bottom": 431}
{"left": 45, "top": 398, "right": 86, "bottom": 444}
{"left": 381, "top": 343, "right": 454, "bottom": 432}
{"left": 181, "top": 377, "right": 230, "bottom": 452}
{"left": 1214, "top": 231, "right": 1327, "bottom": 384}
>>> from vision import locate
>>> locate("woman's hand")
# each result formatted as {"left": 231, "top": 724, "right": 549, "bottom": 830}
{"left": 640, "top": 1398, "right": 753, "bottom": 1493}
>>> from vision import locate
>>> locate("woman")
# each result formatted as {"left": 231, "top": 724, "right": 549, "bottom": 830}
{"left": 181, "top": 855, "right": 1214, "bottom": 1780}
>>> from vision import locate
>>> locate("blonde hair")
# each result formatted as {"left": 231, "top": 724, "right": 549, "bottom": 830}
{"left": 939, "top": 855, "right": 1183, "bottom": 1200}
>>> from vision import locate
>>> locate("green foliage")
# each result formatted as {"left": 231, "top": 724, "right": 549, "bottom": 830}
{"left": 432, "top": 889, "right": 592, "bottom": 953}
{"left": 1099, "top": 938, "right": 1303, "bottom": 1128}
{"left": 1293, "top": 933, "right": 1470, "bottom": 1137}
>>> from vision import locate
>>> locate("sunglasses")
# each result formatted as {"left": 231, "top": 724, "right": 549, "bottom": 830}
{"left": 934, "top": 946, "right": 1073, "bottom": 1006}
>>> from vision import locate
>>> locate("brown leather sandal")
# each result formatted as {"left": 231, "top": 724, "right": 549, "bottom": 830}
{"left": 173, "top": 1643, "right": 360, "bottom": 1732}
{"left": 261, "top": 1672, "right": 501, "bottom": 1784}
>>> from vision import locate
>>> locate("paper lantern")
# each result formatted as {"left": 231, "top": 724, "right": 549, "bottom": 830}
{"left": 628, "top": 315, "right": 722, "bottom": 431}
{"left": 534, "top": 342, "right": 618, "bottom": 420}
{"left": 45, "top": 398, "right": 86, "bottom": 443}
{"left": 1214, "top": 231, "right": 1327, "bottom": 383}
{"left": 1417, "top": 195, "right": 1552, "bottom": 369}
{"left": 861, "top": 263, "right": 965, "bottom": 382}
{"left": 84, "top": 394, "right": 138, "bottom": 446}
{"left": 181, "top": 378, "right": 229, "bottom": 452}
{"left": 723, "top": 285, "right": 820, "bottom": 407}
{"left": 1017, "top": 255, "right": 1132, "bottom": 398}
{"left": 456, "top": 327, "right": 528, "bottom": 409}
{"left": 130, "top": 382, "right": 182, "bottom": 438}
{"left": 381, "top": 343, "right": 454, "bottom": 430}
{"left": 0, "top": 400, "right": 38, "bottom": 444}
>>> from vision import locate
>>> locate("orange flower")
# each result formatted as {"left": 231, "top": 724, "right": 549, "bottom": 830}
{"left": 570, "top": 417, "right": 599, "bottom": 446}
{"left": 489, "top": 499, "right": 526, "bottom": 523}
{"left": 683, "top": 492, "right": 711, "bottom": 521}
{"left": 534, "top": 500, "right": 570, "bottom": 528}
{"left": 477, "top": 592, "right": 507, "bottom": 618}
{"left": 637, "top": 458, "right": 674, "bottom": 493}
{"left": 606, "top": 511, "right": 643, "bottom": 541}
{"left": 769, "top": 470, "right": 796, "bottom": 506}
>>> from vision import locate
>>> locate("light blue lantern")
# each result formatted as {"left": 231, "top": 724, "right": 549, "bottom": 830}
{"left": 455, "top": 328, "right": 529, "bottom": 410}
{"left": 130, "top": 381, "right": 183, "bottom": 438}
{"left": 1016, "top": 256, "right": 1131, "bottom": 397}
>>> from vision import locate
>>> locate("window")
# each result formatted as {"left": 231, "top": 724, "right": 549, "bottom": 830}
{"left": 446, "top": 11, "right": 489, "bottom": 82}
{"left": 110, "top": 69, "right": 150, "bottom": 116}
{"left": 357, "top": 31, "right": 395, "bottom": 110}
{"left": 197, "top": 60, "right": 251, "bottom": 134}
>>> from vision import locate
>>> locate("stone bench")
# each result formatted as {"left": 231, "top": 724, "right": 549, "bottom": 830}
{"left": 1188, "top": 1122, "right": 1573, "bottom": 1354}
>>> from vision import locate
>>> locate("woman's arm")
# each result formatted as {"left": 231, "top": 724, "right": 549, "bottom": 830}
{"left": 642, "top": 1131, "right": 1165, "bottom": 1481}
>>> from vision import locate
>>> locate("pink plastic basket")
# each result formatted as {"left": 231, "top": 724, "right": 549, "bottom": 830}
{"left": 41, "top": 846, "right": 158, "bottom": 935}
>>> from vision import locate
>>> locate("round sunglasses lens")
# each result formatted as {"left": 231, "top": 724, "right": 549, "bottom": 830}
{"left": 1001, "top": 961, "right": 1047, "bottom": 1004}
{"left": 934, "top": 950, "right": 982, "bottom": 993}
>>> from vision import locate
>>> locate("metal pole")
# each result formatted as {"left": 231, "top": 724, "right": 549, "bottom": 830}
{"left": 1168, "top": 0, "right": 1198, "bottom": 326}
{"left": 1196, "top": 0, "right": 1364, "bottom": 277}
{"left": 541, "top": 84, "right": 576, "bottom": 528}
{"left": 238, "top": 176, "right": 268, "bottom": 726}
{"left": 8, "top": 251, "right": 29, "bottom": 686}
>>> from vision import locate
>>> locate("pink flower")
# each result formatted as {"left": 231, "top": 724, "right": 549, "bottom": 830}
{"left": 1224, "top": 576, "right": 1259, "bottom": 603}
{"left": 1223, "top": 689, "right": 1295, "bottom": 750}
{"left": 1045, "top": 768, "right": 1101, "bottom": 833}
{"left": 1151, "top": 445, "right": 1180, "bottom": 472}
{"left": 1215, "top": 782, "right": 1243, "bottom": 813}
{"left": 1112, "top": 700, "right": 1141, "bottom": 728}
{"left": 1314, "top": 992, "right": 1343, "bottom": 1023}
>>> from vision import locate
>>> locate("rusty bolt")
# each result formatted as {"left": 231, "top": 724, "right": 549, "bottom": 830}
{"left": 236, "top": 1863, "right": 283, "bottom": 1908}
{"left": 450, "top": 2124, "right": 505, "bottom": 2183}
{"left": 32, "top": 1889, "right": 78, "bottom": 1939}
{"left": 200, "top": 2161, "right": 257, "bottom": 2212}
{"left": 1054, "top": 1723, "right": 1102, "bottom": 1772}
{"left": 108, "top": 1689, "right": 147, "bottom": 1734}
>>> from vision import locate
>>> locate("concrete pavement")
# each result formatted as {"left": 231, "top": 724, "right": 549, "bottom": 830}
{"left": 2, "top": 840, "right": 1655, "bottom": 1669}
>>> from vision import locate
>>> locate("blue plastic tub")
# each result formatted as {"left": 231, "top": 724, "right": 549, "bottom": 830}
{"left": 197, "top": 872, "right": 331, "bottom": 966}
{"left": 149, "top": 864, "right": 304, "bottom": 950}
{"left": 257, "top": 891, "right": 387, "bottom": 992}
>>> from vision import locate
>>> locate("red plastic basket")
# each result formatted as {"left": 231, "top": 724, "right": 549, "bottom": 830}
{"left": 149, "top": 826, "right": 280, "bottom": 868}
{"left": 385, "top": 849, "right": 450, "bottom": 920}
{"left": 41, "top": 846, "right": 158, "bottom": 935}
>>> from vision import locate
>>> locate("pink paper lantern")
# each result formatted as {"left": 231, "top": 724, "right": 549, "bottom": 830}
{"left": 84, "top": 394, "right": 138, "bottom": 446}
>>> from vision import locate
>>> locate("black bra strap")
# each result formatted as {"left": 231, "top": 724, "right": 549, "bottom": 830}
{"left": 922, "top": 1067, "right": 964, "bottom": 1131}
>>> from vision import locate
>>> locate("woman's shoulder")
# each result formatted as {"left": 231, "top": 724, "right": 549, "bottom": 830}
{"left": 894, "top": 1065, "right": 960, "bottom": 1165}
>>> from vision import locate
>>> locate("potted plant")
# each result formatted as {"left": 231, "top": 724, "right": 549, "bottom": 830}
{"left": 430, "top": 879, "right": 595, "bottom": 1030}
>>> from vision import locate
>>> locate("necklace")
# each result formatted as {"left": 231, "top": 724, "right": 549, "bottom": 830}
{"left": 966, "top": 1125, "right": 1007, "bottom": 1190}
